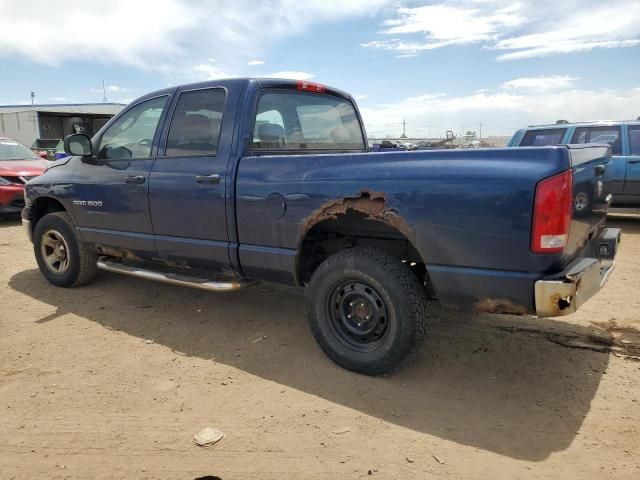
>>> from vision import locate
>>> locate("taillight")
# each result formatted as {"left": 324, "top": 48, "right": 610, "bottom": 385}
{"left": 531, "top": 169, "right": 573, "bottom": 253}
{"left": 297, "top": 80, "right": 326, "bottom": 93}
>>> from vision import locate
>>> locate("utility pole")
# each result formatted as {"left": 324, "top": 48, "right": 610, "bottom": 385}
{"left": 30, "top": 91, "right": 35, "bottom": 105}
{"left": 400, "top": 119, "right": 407, "bottom": 139}
{"left": 479, "top": 121, "right": 482, "bottom": 139}
{"left": 102, "top": 79, "right": 108, "bottom": 102}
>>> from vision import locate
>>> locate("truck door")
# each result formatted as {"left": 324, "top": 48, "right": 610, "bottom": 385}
{"left": 623, "top": 125, "right": 640, "bottom": 200}
{"left": 148, "top": 86, "right": 234, "bottom": 273}
{"left": 72, "top": 95, "right": 169, "bottom": 258}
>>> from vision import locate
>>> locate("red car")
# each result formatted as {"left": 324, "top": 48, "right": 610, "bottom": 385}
{"left": 0, "top": 137, "right": 48, "bottom": 217}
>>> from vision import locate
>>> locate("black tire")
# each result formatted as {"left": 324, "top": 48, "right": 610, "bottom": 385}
{"left": 305, "top": 247, "right": 428, "bottom": 375}
{"left": 33, "top": 211, "right": 97, "bottom": 287}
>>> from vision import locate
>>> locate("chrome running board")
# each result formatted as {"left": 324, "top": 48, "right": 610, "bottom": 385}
{"left": 97, "top": 258, "right": 249, "bottom": 292}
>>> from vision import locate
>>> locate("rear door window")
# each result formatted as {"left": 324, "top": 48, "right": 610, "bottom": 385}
{"left": 165, "top": 88, "right": 226, "bottom": 157}
{"left": 571, "top": 126, "right": 622, "bottom": 154}
{"left": 519, "top": 129, "right": 567, "bottom": 147}
{"left": 628, "top": 126, "right": 640, "bottom": 155}
{"left": 251, "top": 91, "right": 365, "bottom": 152}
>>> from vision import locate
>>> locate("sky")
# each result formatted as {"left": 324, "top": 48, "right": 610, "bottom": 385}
{"left": 1, "top": 0, "right": 640, "bottom": 138}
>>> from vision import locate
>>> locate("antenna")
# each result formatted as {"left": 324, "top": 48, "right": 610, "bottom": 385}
{"left": 102, "top": 80, "right": 108, "bottom": 102}
{"left": 400, "top": 119, "right": 407, "bottom": 139}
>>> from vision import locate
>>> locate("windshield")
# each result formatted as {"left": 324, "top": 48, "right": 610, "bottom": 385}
{"left": 0, "top": 139, "right": 38, "bottom": 161}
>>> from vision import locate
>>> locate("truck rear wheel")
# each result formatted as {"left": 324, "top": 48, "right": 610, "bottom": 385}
{"left": 305, "top": 247, "right": 428, "bottom": 375}
{"left": 33, "top": 212, "right": 97, "bottom": 287}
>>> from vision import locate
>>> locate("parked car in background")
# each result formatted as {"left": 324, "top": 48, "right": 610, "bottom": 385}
{"left": 0, "top": 137, "right": 47, "bottom": 217}
{"left": 509, "top": 120, "right": 640, "bottom": 207}
{"left": 370, "top": 140, "right": 407, "bottom": 152}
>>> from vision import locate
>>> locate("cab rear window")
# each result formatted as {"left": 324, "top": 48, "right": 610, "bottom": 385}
{"left": 519, "top": 128, "right": 567, "bottom": 147}
{"left": 251, "top": 91, "right": 365, "bottom": 152}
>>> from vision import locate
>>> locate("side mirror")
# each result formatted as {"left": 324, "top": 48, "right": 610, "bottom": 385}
{"left": 64, "top": 134, "right": 93, "bottom": 157}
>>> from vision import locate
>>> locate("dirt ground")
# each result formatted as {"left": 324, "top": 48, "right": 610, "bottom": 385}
{"left": 1, "top": 216, "right": 639, "bottom": 480}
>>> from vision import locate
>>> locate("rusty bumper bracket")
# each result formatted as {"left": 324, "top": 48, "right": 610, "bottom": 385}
{"left": 535, "top": 227, "right": 620, "bottom": 318}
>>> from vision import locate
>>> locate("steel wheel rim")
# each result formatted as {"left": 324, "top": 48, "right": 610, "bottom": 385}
{"left": 326, "top": 280, "right": 390, "bottom": 352}
{"left": 40, "top": 229, "right": 70, "bottom": 275}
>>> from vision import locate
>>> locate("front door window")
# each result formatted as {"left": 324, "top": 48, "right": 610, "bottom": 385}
{"left": 98, "top": 96, "right": 168, "bottom": 160}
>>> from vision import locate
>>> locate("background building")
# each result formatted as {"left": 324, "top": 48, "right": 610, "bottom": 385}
{"left": 0, "top": 103, "right": 124, "bottom": 152}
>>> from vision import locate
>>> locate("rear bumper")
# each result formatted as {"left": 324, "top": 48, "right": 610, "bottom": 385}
{"left": 534, "top": 228, "right": 620, "bottom": 317}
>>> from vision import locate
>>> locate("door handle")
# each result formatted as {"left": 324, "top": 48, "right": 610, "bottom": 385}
{"left": 195, "top": 174, "right": 221, "bottom": 184}
{"left": 124, "top": 175, "right": 145, "bottom": 184}
{"left": 629, "top": 159, "right": 640, "bottom": 164}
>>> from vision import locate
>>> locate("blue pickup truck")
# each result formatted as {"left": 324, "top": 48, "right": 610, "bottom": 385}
{"left": 509, "top": 120, "right": 640, "bottom": 207}
{"left": 22, "top": 78, "right": 619, "bottom": 374}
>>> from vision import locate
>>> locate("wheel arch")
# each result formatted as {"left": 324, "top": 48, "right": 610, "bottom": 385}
{"left": 29, "top": 196, "right": 68, "bottom": 233}
{"left": 296, "top": 210, "right": 434, "bottom": 295}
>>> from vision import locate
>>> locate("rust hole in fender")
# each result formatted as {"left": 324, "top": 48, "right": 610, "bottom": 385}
{"left": 302, "top": 189, "right": 413, "bottom": 239}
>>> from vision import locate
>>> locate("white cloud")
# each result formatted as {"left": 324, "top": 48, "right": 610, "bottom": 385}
{"left": 361, "top": 82, "right": 640, "bottom": 138}
{"left": 496, "top": 39, "right": 640, "bottom": 62}
{"left": 264, "top": 71, "right": 315, "bottom": 80}
{"left": 355, "top": 94, "right": 368, "bottom": 100}
{"left": 494, "top": 1, "right": 640, "bottom": 60}
{"left": 369, "top": 3, "right": 525, "bottom": 52}
{"left": 0, "top": 0, "right": 388, "bottom": 72}
{"left": 363, "top": 0, "right": 640, "bottom": 60}
{"left": 193, "top": 63, "right": 234, "bottom": 80}
{"left": 0, "top": 0, "right": 193, "bottom": 67}
{"left": 193, "top": 65, "right": 314, "bottom": 81}
{"left": 501, "top": 75, "right": 578, "bottom": 91}
{"left": 248, "top": 60, "right": 265, "bottom": 66}
{"left": 362, "top": 2, "right": 525, "bottom": 55}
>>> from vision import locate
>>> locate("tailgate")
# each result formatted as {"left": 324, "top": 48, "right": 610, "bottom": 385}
{"left": 565, "top": 144, "right": 612, "bottom": 255}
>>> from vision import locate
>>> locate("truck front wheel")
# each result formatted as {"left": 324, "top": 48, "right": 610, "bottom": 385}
{"left": 33, "top": 212, "right": 97, "bottom": 287}
{"left": 305, "top": 247, "right": 428, "bottom": 375}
